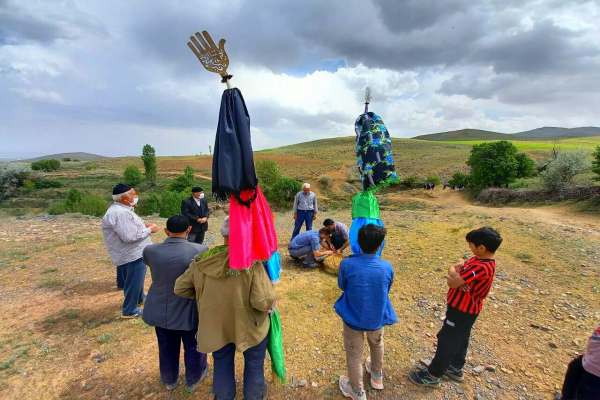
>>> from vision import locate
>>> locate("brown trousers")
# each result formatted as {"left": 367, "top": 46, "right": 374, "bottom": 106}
{"left": 343, "top": 323, "right": 384, "bottom": 391}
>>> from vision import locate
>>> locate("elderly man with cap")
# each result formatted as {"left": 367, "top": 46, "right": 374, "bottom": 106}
{"left": 101, "top": 183, "right": 159, "bottom": 318}
{"left": 181, "top": 186, "right": 210, "bottom": 244}
{"left": 175, "top": 217, "right": 276, "bottom": 400}
{"left": 291, "top": 182, "right": 318, "bottom": 240}
{"left": 142, "top": 215, "right": 208, "bottom": 392}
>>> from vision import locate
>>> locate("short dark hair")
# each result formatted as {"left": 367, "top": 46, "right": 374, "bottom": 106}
{"left": 166, "top": 215, "right": 190, "bottom": 233}
{"left": 323, "top": 218, "right": 335, "bottom": 227}
{"left": 358, "top": 224, "right": 386, "bottom": 254}
{"left": 466, "top": 227, "right": 502, "bottom": 253}
{"left": 318, "top": 227, "right": 331, "bottom": 236}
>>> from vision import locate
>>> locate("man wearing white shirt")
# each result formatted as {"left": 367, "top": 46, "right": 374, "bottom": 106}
{"left": 101, "top": 183, "right": 159, "bottom": 318}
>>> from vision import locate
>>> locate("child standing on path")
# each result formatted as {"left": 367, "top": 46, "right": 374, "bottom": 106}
{"left": 409, "top": 227, "right": 503, "bottom": 386}
{"left": 334, "top": 224, "right": 397, "bottom": 400}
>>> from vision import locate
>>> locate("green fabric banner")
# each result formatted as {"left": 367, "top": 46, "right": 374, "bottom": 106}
{"left": 351, "top": 190, "right": 380, "bottom": 219}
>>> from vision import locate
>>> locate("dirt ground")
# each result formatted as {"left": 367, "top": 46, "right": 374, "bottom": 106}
{"left": 0, "top": 190, "right": 599, "bottom": 399}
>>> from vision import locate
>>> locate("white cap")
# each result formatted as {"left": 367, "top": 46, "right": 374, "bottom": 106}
{"left": 302, "top": 183, "right": 310, "bottom": 189}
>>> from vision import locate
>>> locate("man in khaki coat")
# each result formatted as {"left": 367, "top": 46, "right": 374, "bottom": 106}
{"left": 175, "top": 217, "right": 276, "bottom": 400}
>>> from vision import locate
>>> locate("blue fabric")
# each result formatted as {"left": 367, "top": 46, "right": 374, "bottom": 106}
{"left": 349, "top": 218, "right": 385, "bottom": 256}
{"left": 291, "top": 209, "right": 314, "bottom": 239}
{"left": 212, "top": 335, "right": 268, "bottom": 400}
{"left": 334, "top": 254, "right": 397, "bottom": 331}
{"left": 155, "top": 326, "right": 207, "bottom": 386}
{"left": 116, "top": 264, "right": 126, "bottom": 289}
{"left": 289, "top": 230, "right": 320, "bottom": 251}
{"left": 264, "top": 251, "right": 281, "bottom": 283}
{"left": 120, "top": 258, "right": 146, "bottom": 315}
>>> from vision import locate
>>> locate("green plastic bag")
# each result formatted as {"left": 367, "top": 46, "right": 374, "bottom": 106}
{"left": 352, "top": 190, "right": 380, "bottom": 219}
{"left": 267, "top": 309, "right": 286, "bottom": 383}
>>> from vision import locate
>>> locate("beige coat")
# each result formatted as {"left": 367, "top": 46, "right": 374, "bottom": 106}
{"left": 174, "top": 246, "right": 276, "bottom": 353}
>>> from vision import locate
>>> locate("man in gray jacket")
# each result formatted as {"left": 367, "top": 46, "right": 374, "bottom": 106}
{"left": 101, "top": 183, "right": 158, "bottom": 318}
{"left": 142, "top": 215, "right": 208, "bottom": 391}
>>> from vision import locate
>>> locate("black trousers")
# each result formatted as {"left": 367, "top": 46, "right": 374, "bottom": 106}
{"left": 562, "top": 355, "right": 600, "bottom": 399}
{"left": 188, "top": 230, "right": 206, "bottom": 245}
{"left": 155, "top": 326, "right": 207, "bottom": 386}
{"left": 428, "top": 307, "right": 478, "bottom": 377}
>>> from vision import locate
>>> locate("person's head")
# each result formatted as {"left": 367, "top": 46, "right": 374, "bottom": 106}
{"left": 466, "top": 227, "right": 502, "bottom": 257}
{"left": 302, "top": 183, "right": 311, "bottom": 194}
{"left": 323, "top": 218, "right": 335, "bottom": 233}
{"left": 220, "top": 217, "right": 229, "bottom": 245}
{"left": 112, "top": 183, "right": 138, "bottom": 207}
{"left": 165, "top": 215, "right": 191, "bottom": 238}
{"left": 318, "top": 227, "right": 331, "bottom": 241}
{"left": 192, "top": 186, "right": 204, "bottom": 199}
{"left": 358, "top": 224, "right": 386, "bottom": 254}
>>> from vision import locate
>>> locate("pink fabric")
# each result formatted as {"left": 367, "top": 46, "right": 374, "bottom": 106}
{"left": 228, "top": 186, "right": 278, "bottom": 270}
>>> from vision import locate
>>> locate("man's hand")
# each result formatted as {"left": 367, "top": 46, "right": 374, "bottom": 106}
{"left": 293, "top": 213, "right": 297, "bottom": 221}
{"left": 146, "top": 223, "right": 159, "bottom": 233}
{"left": 197, "top": 217, "right": 208, "bottom": 224}
{"left": 446, "top": 264, "right": 466, "bottom": 289}
{"left": 312, "top": 213, "right": 317, "bottom": 221}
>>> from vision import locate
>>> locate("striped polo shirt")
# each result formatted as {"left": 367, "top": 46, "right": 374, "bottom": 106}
{"left": 447, "top": 257, "right": 496, "bottom": 315}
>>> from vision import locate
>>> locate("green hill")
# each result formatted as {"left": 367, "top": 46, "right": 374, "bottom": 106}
{"left": 413, "top": 129, "right": 512, "bottom": 141}
{"left": 414, "top": 126, "right": 600, "bottom": 141}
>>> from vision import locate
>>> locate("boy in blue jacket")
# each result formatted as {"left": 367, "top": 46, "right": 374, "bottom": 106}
{"left": 334, "top": 224, "right": 397, "bottom": 400}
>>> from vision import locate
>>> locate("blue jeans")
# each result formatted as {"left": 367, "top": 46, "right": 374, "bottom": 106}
{"left": 119, "top": 258, "right": 146, "bottom": 315}
{"left": 288, "top": 245, "right": 317, "bottom": 267}
{"left": 291, "top": 210, "right": 314, "bottom": 239}
{"left": 116, "top": 264, "right": 126, "bottom": 289}
{"left": 155, "top": 326, "right": 207, "bottom": 386}
{"left": 213, "top": 335, "right": 268, "bottom": 400}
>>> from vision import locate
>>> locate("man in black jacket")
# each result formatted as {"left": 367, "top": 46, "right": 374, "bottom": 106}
{"left": 181, "top": 187, "right": 209, "bottom": 244}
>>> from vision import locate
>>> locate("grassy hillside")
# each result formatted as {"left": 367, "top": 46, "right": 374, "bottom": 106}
{"left": 24, "top": 152, "right": 106, "bottom": 162}
{"left": 413, "top": 129, "right": 511, "bottom": 141}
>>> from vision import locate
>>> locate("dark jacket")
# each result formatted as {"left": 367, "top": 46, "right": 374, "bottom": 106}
{"left": 142, "top": 237, "right": 207, "bottom": 331}
{"left": 181, "top": 196, "right": 209, "bottom": 233}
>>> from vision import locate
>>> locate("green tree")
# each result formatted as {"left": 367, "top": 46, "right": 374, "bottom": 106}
{"left": 448, "top": 172, "right": 470, "bottom": 188}
{"left": 592, "top": 145, "right": 600, "bottom": 180}
{"left": 169, "top": 165, "right": 196, "bottom": 192}
{"left": 515, "top": 153, "right": 536, "bottom": 178}
{"left": 467, "top": 141, "right": 520, "bottom": 189}
{"left": 541, "top": 151, "right": 589, "bottom": 191}
{"left": 123, "top": 165, "right": 143, "bottom": 186}
{"left": 141, "top": 144, "right": 157, "bottom": 185}
{"left": 269, "top": 177, "right": 302, "bottom": 208}
{"left": 256, "top": 160, "right": 282, "bottom": 188}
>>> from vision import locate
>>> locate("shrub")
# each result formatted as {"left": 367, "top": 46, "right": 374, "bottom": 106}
{"left": 33, "top": 179, "right": 63, "bottom": 189}
{"left": 141, "top": 144, "right": 157, "bottom": 185}
{"left": 123, "top": 165, "right": 143, "bottom": 187}
{"left": 448, "top": 172, "right": 470, "bottom": 188}
{"left": 400, "top": 175, "right": 424, "bottom": 189}
{"left": 65, "top": 189, "right": 83, "bottom": 209}
{"left": 467, "top": 141, "right": 521, "bottom": 189}
{"left": 268, "top": 177, "right": 302, "bottom": 208}
{"left": 541, "top": 151, "right": 589, "bottom": 191}
{"left": 256, "top": 160, "right": 282, "bottom": 188}
{"left": 516, "top": 153, "right": 536, "bottom": 178}
{"left": 169, "top": 166, "right": 196, "bottom": 192}
{"left": 425, "top": 175, "right": 441, "bottom": 185}
{"left": 136, "top": 193, "right": 161, "bottom": 216}
{"left": 158, "top": 191, "right": 187, "bottom": 218}
{"left": 49, "top": 189, "right": 108, "bottom": 217}
{"left": 592, "top": 145, "right": 600, "bottom": 181}
{"left": 318, "top": 175, "right": 332, "bottom": 189}
{"left": 0, "top": 168, "right": 30, "bottom": 200}
{"left": 48, "top": 202, "right": 67, "bottom": 215}
{"left": 84, "top": 162, "right": 97, "bottom": 171}
{"left": 31, "top": 159, "right": 61, "bottom": 172}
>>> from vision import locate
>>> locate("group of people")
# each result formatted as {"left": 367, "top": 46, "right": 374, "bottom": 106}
{"left": 101, "top": 182, "right": 599, "bottom": 399}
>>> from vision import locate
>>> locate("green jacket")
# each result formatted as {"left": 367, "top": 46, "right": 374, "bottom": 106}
{"left": 174, "top": 246, "right": 276, "bottom": 353}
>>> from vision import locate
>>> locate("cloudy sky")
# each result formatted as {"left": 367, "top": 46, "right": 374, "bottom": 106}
{"left": 1, "top": 0, "right": 599, "bottom": 158}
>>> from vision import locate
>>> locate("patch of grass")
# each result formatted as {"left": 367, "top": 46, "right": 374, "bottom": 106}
{"left": 97, "top": 333, "right": 114, "bottom": 344}
{"left": 42, "top": 268, "right": 58, "bottom": 274}
{"left": 38, "top": 277, "right": 64, "bottom": 289}
{"left": 515, "top": 252, "right": 534, "bottom": 263}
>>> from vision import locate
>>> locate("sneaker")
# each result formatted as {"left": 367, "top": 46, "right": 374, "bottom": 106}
{"left": 165, "top": 381, "right": 178, "bottom": 390}
{"left": 121, "top": 308, "right": 143, "bottom": 319}
{"left": 408, "top": 368, "right": 441, "bottom": 387}
{"left": 444, "top": 365, "right": 464, "bottom": 382}
{"left": 364, "top": 358, "right": 384, "bottom": 390}
{"left": 186, "top": 366, "right": 209, "bottom": 392}
{"left": 339, "top": 376, "right": 367, "bottom": 400}
{"left": 302, "top": 262, "right": 318, "bottom": 268}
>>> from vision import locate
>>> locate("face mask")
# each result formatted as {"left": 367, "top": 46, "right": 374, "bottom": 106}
{"left": 199, "top": 193, "right": 205, "bottom": 199}
{"left": 131, "top": 196, "right": 139, "bottom": 206}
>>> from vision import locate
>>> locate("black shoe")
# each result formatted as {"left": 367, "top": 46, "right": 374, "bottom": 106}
{"left": 408, "top": 368, "right": 441, "bottom": 387}
{"left": 444, "top": 365, "right": 464, "bottom": 382}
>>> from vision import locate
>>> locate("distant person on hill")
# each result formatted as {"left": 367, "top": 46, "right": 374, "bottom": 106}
{"left": 559, "top": 324, "right": 600, "bottom": 399}
{"left": 335, "top": 224, "right": 397, "bottom": 400}
{"left": 323, "top": 218, "right": 350, "bottom": 254}
{"left": 174, "top": 218, "right": 276, "bottom": 400}
{"left": 291, "top": 183, "right": 318, "bottom": 239}
{"left": 181, "top": 186, "right": 210, "bottom": 244}
{"left": 101, "top": 183, "right": 159, "bottom": 318}
{"left": 142, "top": 215, "right": 208, "bottom": 392}
{"left": 288, "top": 228, "right": 334, "bottom": 268}
{"left": 409, "top": 227, "right": 502, "bottom": 387}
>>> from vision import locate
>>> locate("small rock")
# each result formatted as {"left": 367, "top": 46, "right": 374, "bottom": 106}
{"left": 298, "top": 379, "right": 307, "bottom": 387}
{"left": 549, "top": 342, "right": 558, "bottom": 349}
{"left": 473, "top": 365, "right": 485, "bottom": 374}
{"left": 311, "top": 381, "right": 318, "bottom": 388}
{"left": 485, "top": 365, "right": 496, "bottom": 372}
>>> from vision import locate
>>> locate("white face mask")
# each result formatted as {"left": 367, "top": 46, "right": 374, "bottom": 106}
{"left": 198, "top": 193, "right": 205, "bottom": 199}
{"left": 131, "top": 196, "right": 139, "bottom": 206}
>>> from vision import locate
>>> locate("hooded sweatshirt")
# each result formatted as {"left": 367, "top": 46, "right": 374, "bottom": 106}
{"left": 174, "top": 246, "right": 276, "bottom": 353}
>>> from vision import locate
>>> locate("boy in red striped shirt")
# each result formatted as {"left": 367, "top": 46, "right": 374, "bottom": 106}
{"left": 409, "top": 227, "right": 503, "bottom": 386}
